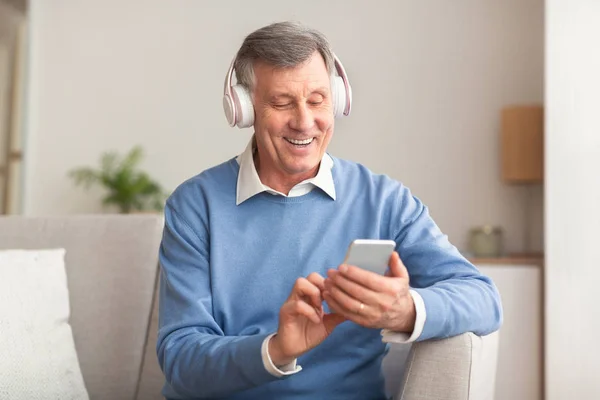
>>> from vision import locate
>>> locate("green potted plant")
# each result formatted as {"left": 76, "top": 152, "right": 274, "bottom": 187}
{"left": 69, "top": 146, "right": 168, "bottom": 214}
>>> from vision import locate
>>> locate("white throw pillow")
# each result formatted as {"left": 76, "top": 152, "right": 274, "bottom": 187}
{"left": 0, "top": 249, "right": 89, "bottom": 400}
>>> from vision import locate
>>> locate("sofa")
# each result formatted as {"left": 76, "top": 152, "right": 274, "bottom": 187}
{"left": 0, "top": 215, "right": 499, "bottom": 399}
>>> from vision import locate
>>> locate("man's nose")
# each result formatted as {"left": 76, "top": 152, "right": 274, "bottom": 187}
{"left": 289, "top": 104, "right": 315, "bottom": 132}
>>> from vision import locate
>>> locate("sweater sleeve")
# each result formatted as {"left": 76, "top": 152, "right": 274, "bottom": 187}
{"left": 393, "top": 187, "right": 503, "bottom": 341}
{"left": 156, "top": 201, "right": 284, "bottom": 399}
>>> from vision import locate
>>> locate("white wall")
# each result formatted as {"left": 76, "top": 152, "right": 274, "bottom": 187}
{"left": 546, "top": 0, "right": 600, "bottom": 398}
{"left": 23, "top": 0, "right": 544, "bottom": 254}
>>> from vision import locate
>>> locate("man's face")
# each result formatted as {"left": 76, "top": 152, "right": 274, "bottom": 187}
{"left": 252, "top": 51, "right": 334, "bottom": 183}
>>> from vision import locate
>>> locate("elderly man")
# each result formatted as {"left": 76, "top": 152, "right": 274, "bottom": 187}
{"left": 157, "top": 21, "right": 502, "bottom": 400}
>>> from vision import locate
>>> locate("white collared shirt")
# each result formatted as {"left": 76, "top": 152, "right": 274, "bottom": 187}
{"left": 235, "top": 138, "right": 336, "bottom": 204}
{"left": 235, "top": 137, "right": 426, "bottom": 377}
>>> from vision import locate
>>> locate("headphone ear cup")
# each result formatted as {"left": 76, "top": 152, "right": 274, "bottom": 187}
{"left": 223, "top": 94, "right": 236, "bottom": 126}
{"left": 332, "top": 76, "right": 347, "bottom": 118}
{"left": 231, "top": 85, "right": 254, "bottom": 128}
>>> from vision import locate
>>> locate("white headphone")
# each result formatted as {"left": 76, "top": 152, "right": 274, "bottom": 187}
{"left": 223, "top": 53, "right": 353, "bottom": 128}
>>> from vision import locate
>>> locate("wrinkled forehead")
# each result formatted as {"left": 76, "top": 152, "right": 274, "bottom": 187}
{"left": 253, "top": 54, "right": 332, "bottom": 97}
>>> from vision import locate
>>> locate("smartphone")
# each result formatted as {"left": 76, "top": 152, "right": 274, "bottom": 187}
{"left": 342, "top": 239, "right": 397, "bottom": 275}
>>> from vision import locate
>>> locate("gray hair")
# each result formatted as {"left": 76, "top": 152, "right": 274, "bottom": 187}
{"left": 233, "top": 21, "right": 335, "bottom": 92}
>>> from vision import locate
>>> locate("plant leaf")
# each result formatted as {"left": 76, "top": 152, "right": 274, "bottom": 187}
{"left": 70, "top": 145, "right": 167, "bottom": 213}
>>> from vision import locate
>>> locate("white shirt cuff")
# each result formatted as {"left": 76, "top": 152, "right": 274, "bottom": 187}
{"left": 381, "top": 289, "right": 426, "bottom": 343}
{"left": 261, "top": 333, "right": 302, "bottom": 377}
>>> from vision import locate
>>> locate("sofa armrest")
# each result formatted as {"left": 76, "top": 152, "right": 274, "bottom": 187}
{"left": 396, "top": 331, "right": 499, "bottom": 400}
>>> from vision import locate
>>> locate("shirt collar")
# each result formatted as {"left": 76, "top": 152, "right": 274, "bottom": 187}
{"left": 235, "top": 137, "right": 336, "bottom": 205}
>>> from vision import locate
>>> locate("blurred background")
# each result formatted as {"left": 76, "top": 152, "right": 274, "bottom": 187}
{"left": 1, "top": 0, "right": 545, "bottom": 256}
{"left": 1, "top": 1, "right": 598, "bottom": 399}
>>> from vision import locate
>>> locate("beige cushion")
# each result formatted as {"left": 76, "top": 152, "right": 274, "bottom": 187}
{"left": 0, "top": 249, "right": 89, "bottom": 399}
{"left": 0, "top": 216, "right": 163, "bottom": 400}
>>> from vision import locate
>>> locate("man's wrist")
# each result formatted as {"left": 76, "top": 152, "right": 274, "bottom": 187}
{"left": 262, "top": 334, "right": 302, "bottom": 377}
{"left": 268, "top": 334, "right": 295, "bottom": 367}
{"left": 382, "top": 290, "right": 426, "bottom": 344}
{"left": 394, "top": 294, "right": 417, "bottom": 332}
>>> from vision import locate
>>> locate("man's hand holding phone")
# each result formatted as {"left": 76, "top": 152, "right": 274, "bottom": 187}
{"left": 322, "top": 241, "right": 416, "bottom": 333}
{"left": 269, "top": 240, "right": 416, "bottom": 367}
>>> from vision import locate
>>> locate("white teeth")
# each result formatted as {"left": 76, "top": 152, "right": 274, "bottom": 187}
{"left": 286, "top": 138, "right": 314, "bottom": 145}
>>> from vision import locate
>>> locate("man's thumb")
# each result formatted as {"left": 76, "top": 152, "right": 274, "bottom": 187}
{"left": 323, "top": 313, "right": 346, "bottom": 333}
{"left": 388, "top": 252, "right": 409, "bottom": 279}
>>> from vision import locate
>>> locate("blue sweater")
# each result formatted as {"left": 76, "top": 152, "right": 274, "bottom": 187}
{"left": 157, "top": 156, "right": 502, "bottom": 400}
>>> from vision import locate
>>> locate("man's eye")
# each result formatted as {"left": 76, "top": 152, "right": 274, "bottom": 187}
{"left": 273, "top": 103, "right": 291, "bottom": 109}
{"left": 309, "top": 100, "right": 323, "bottom": 106}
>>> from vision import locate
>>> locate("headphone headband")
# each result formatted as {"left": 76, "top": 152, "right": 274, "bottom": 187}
{"left": 223, "top": 52, "right": 352, "bottom": 128}
{"left": 332, "top": 53, "right": 352, "bottom": 116}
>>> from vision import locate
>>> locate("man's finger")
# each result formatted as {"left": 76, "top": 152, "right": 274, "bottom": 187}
{"left": 323, "top": 290, "right": 364, "bottom": 326}
{"left": 388, "top": 252, "right": 409, "bottom": 279}
{"left": 307, "top": 272, "right": 326, "bottom": 291}
{"left": 292, "top": 277, "right": 322, "bottom": 309}
{"left": 339, "top": 264, "right": 395, "bottom": 293}
{"left": 326, "top": 269, "right": 378, "bottom": 306}
{"left": 284, "top": 299, "right": 321, "bottom": 324}
{"left": 322, "top": 290, "right": 350, "bottom": 318}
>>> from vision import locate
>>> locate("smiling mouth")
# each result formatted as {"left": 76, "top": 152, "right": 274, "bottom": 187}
{"left": 285, "top": 137, "right": 314, "bottom": 146}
